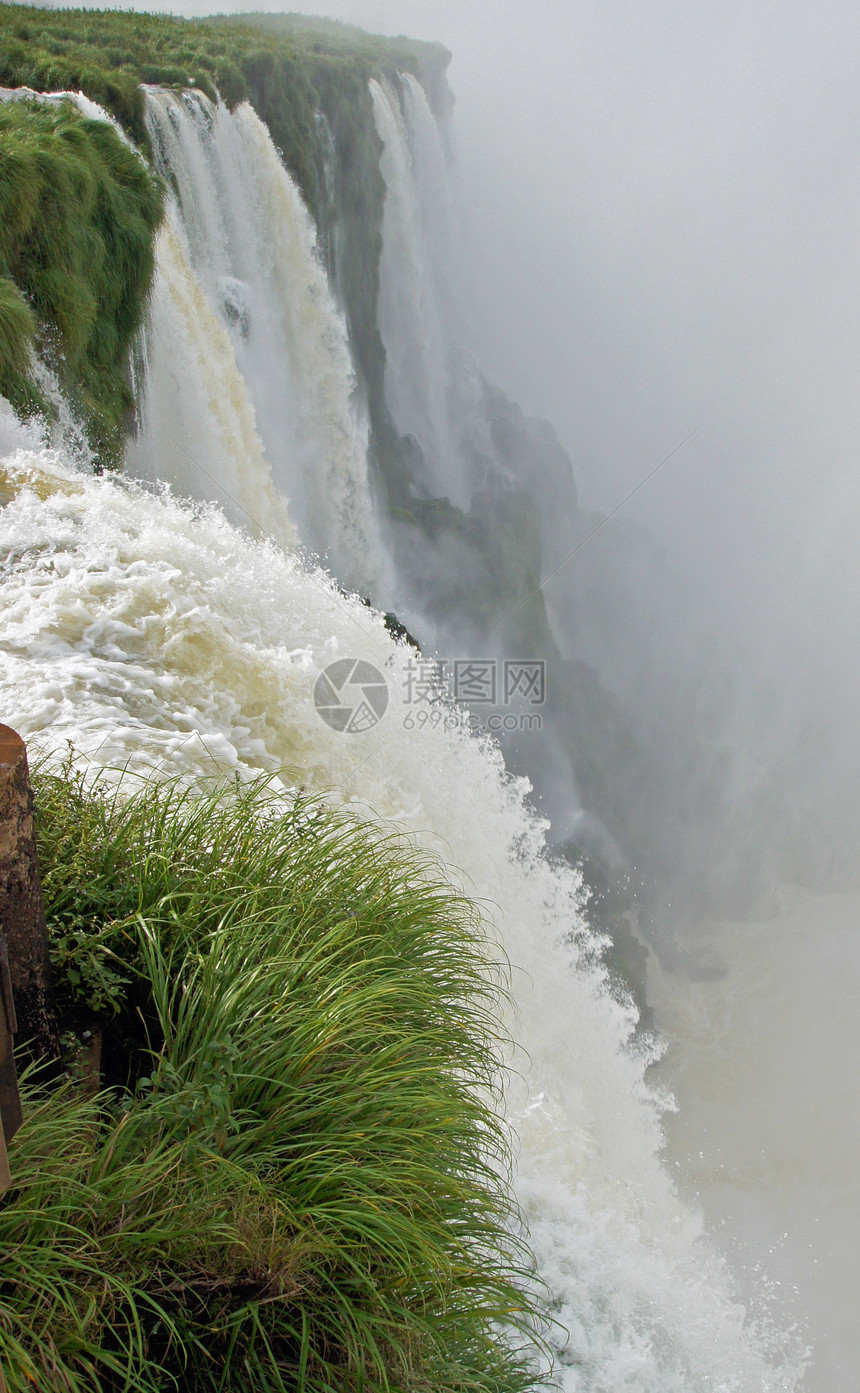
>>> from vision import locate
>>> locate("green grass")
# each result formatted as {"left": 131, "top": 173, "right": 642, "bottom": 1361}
{"left": 0, "top": 764, "right": 547, "bottom": 1391}
{"left": 0, "top": 96, "right": 162, "bottom": 464}
{"left": 0, "top": 275, "right": 35, "bottom": 405}
{"left": 0, "top": 5, "right": 448, "bottom": 158}
{"left": 0, "top": 2, "right": 448, "bottom": 484}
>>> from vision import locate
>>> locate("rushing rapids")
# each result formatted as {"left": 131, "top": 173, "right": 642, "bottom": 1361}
{"left": 0, "top": 69, "right": 807, "bottom": 1391}
{"left": 0, "top": 421, "right": 802, "bottom": 1391}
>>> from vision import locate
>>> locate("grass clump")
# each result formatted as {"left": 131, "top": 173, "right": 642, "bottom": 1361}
{"left": 1, "top": 765, "right": 546, "bottom": 1391}
{"left": 0, "top": 97, "right": 163, "bottom": 465}
{"left": 0, "top": 2, "right": 447, "bottom": 487}
{"left": 0, "top": 276, "right": 35, "bottom": 388}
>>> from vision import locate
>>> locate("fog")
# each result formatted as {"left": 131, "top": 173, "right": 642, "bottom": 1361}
{"left": 30, "top": 0, "right": 860, "bottom": 1381}
{"left": 103, "top": 0, "right": 860, "bottom": 891}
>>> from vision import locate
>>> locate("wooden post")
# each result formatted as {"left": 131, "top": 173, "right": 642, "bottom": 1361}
{"left": 0, "top": 726, "right": 61, "bottom": 1070}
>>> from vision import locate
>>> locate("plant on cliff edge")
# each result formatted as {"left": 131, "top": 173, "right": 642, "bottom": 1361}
{"left": 0, "top": 771, "right": 549, "bottom": 1391}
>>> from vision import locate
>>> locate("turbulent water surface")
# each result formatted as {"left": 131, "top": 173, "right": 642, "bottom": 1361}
{"left": 0, "top": 423, "right": 804, "bottom": 1390}
{"left": 0, "top": 71, "right": 819, "bottom": 1392}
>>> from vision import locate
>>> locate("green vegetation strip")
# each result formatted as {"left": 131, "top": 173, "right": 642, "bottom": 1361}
{"left": 0, "top": 2, "right": 449, "bottom": 483}
{"left": 0, "top": 97, "right": 162, "bottom": 465}
{"left": 0, "top": 766, "right": 546, "bottom": 1391}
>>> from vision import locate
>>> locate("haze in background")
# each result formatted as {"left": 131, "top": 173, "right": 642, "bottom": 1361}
{"left": 34, "top": 1, "right": 860, "bottom": 1381}
{"left": 83, "top": 0, "right": 860, "bottom": 889}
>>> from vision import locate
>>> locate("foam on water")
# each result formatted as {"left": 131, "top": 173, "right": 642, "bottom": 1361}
{"left": 132, "top": 89, "right": 380, "bottom": 592}
{"left": 0, "top": 444, "right": 804, "bottom": 1390}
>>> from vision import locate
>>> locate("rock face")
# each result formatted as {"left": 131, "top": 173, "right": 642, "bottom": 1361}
{"left": 0, "top": 725, "right": 60, "bottom": 1069}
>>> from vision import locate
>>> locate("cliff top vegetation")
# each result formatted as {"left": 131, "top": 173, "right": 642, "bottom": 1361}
{"left": 0, "top": 2, "right": 448, "bottom": 473}
{"left": 0, "top": 95, "right": 162, "bottom": 464}
{"left": 0, "top": 3, "right": 449, "bottom": 154}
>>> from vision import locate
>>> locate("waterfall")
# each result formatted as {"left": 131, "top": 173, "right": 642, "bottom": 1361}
{"left": 0, "top": 426, "right": 803, "bottom": 1390}
{"left": 0, "top": 58, "right": 808, "bottom": 1391}
{"left": 371, "top": 74, "right": 535, "bottom": 510}
{"left": 131, "top": 88, "right": 381, "bottom": 592}
{"left": 371, "top": 77, "right": 472, "bottom": 503}
{"left": 130, "top": 217, "right": 296, "bottom": 551}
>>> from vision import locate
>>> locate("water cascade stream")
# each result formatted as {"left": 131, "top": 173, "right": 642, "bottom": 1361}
{"left": 131, "top": 89, "right": 380, "bottom": 591}
{"left": 0, "top": 426, "right": 802, "bottom": 1391}
{"left": 0, "top": 74, "right": 809, "bottom": 1391}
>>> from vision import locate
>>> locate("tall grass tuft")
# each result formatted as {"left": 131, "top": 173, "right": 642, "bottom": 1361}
{"left": 0, "top": 276, "right": 35, "bottom": 388}
{"left": 0, "top": 98, "right": 162, "bottom": 463}
{"left": 1, "top": 767, "right": 547, "bottom": 1391}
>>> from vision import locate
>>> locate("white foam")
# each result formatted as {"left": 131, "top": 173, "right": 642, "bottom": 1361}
{"left": 0, "top": 450, "right": 805, "bottom": 1390}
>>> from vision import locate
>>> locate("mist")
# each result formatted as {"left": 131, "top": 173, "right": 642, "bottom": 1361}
{"left": 92, "top": 0, "right": 860, "bottom": 894}
{"left": 25, "top": 2, "right": 860, "bottom": 1378}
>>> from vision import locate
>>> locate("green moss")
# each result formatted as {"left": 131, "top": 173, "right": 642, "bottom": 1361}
{"left": 0, "top": 97, "right": 162, "bottom": 465}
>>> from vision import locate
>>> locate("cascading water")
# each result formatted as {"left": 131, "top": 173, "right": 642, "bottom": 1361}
{"left": 131, "top": 215, "right": 297, "bottom": 551}
{"left": 371, "top": 76, "right": 498, "bottom": 504}
{"left": 0, "top": 66, "right": 808, "bottom": 1393}
{"left": 0, "top": 419, "right": 803, "bottom": 1390}
{"left": 131, "top": 89, "right": 380, "bottom": 592}
{"left": 370, "top": 77, "right": 450, "bottom": 491}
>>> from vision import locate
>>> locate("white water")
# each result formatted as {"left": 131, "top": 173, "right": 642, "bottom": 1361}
{"left": 371, "top": 77, "right": 495, "bottom": 504}
{"left": 371, "top": 77, "right": 452, "bottom": 492}
{"left": 0, "top": 415, "right": 803, "bottom": 1390}
{"left": 0, "top": 61, "right": 810, "bottom": 1392}
{"left": 130, "top": 214, "right": 297, "bottom": 551}
{"left": 131, "top": 89, "right": 379, "bottom": 590}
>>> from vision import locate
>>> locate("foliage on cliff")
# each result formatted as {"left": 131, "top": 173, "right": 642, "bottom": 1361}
{"left": 0, "top": 4, "right": 448, "bottom": 163}
{"left": 0, "top": 2, "right": 449, "bottom": 477}
{"left": 0, "top": 766, "right": 546, "bottom": 1392}
{"left": 0, "top": 96, "right": 162, "bottom": 465}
